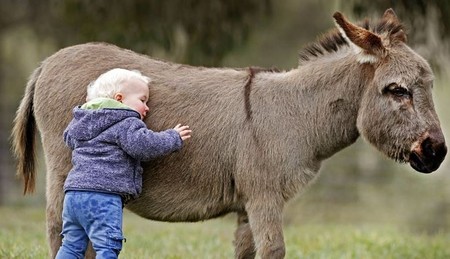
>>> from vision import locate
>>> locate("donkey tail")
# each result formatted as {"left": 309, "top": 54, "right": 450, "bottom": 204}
{"left": 11, "top": 65, "right": 42, "bottom": 194}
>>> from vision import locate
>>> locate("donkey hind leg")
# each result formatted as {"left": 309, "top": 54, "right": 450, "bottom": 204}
{"left": 45, "top": 157, "right": 72, "bottom": 258}
{"left": 46, "top": 183, "right": 64, "bottom": 258}
{"left": 246, "top": 201, "right": 285, "bottom": 259}
{"left": 46, "top": 205, "right": 62, "bottom": 258}
{"left": 234, "top": 211, "right": 256, "bottom": 259}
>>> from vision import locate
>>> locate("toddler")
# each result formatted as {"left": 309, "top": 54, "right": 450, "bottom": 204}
{"left": 56, "top": 68, "right": 191, "bottom": 258}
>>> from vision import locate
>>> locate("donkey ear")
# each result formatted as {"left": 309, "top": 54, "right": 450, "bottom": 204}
{"left": 333, "top": 12, "right": 386, "bottom": 63}
{"left": 383, "top": 8, "right": 407, "bottom": 43}
{"left": 383, "top": 8, "right": 399, "bottom": 22}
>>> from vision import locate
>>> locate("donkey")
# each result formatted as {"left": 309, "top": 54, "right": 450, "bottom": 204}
{"left": 12, "top": 9, "right": 446, "bottom": 258}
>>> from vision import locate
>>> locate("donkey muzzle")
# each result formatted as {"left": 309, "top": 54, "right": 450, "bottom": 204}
{"left": 409, "top": 130, "right": 447, "bottom": 173}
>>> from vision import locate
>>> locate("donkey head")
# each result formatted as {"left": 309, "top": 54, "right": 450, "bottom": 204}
{"left": 334, "top": 9, "right": 447, "bottom": 173}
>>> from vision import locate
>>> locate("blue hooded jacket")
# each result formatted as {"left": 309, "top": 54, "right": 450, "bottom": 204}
{"left": 63, "top": 98, "right": 182, "bottom": 199}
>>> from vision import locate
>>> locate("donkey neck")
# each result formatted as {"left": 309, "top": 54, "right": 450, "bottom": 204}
{"left": 253, "top": 53, "right": 373, "bottom": 161}
{"left": 297, "top": 56, "right": 374, "bottom": 160}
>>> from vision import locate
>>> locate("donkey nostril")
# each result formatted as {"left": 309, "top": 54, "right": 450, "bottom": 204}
{"left": 411, "top": 137, "right": 446, "bottom": 173}
{"left": 421, "top": 138, "right": 435, "bottom": 157}
{"left": 422, "top": 138, "right": 447, "bottom": 162}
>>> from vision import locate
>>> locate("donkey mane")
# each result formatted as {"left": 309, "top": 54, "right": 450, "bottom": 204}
{"left": 299, "top": 15, "right": 405, "bottom": 63}
{"left": 372, "top": 17, "right": 405, "bottom": 36}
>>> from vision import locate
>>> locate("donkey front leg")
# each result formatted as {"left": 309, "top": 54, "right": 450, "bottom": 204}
{"left": 246, "top": 199, "right": 285, "bottom": 259}
{"left": 234, "top": 211, "right": 256, "bottom": 259}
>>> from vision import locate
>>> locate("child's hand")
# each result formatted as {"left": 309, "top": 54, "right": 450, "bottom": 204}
{"left": 174, "top": 124, "right": 192, "bottom": 141}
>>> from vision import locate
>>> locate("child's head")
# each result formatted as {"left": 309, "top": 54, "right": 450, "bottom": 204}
{"left": 87, "top": 68, "right": 151, "bottom": 119}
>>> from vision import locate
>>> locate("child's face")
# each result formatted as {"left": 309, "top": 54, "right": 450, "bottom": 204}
{"left": 115, "top": 78, "right": 150, "bottom": 119}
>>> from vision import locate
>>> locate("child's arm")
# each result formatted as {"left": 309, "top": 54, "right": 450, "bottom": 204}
{"left": 63, "top": 121, "right": 76, "bottom": 150}
{"left": 117, "top": 119, "right": 191, "bottom": 161}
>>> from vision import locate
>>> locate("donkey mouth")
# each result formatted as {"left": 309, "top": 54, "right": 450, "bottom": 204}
{"left": 409, "top": 143, "right": 447, "bottom": 174}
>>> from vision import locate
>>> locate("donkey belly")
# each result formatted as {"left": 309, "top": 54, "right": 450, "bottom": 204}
{"left": 125, "top": 174, "right": 240, "bottom": 222}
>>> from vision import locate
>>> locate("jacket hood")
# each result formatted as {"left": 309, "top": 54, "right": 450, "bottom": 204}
{"left": 67, "top": 105, "right": 140, "bottom": 141}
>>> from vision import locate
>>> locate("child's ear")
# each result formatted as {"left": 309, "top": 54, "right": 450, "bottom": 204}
{"left": 114, "top": 93, "right": 123, "bottom": 102}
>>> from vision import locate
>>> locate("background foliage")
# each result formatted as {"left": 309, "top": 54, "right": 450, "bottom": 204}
{"left": 1, "top": 0, "right": 449, "bottom": 238}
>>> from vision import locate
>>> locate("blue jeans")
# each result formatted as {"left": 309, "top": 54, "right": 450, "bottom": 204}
{"left": 56, "top": 191, "right": 124, "bottom": 259}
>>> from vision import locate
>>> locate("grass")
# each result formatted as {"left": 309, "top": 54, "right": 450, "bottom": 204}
{"left": 1, "top": 206, "right": 449, "bottom": 259}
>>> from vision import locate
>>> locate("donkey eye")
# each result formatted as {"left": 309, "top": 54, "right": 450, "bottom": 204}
{"left": 384, "top": 83, "right": 410, "bottom": 98}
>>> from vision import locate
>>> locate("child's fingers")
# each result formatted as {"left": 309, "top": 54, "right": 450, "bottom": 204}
{"left": 180, "top": 129, "right": 192, "bottom": 139}
{"left": 178, "top": 125, "right": 190, "bottom": 131}
{"left": 174, "top": 124, "right": 190, "bottom": 129}
{"left": 180, "top": 129, "right": 192, "bottom": 136}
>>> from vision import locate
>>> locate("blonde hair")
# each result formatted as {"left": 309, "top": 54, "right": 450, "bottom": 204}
{"left": 86, "top": 68, "right": 151, "bottom": 101}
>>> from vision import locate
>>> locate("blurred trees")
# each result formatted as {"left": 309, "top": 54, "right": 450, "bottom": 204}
{"left": 17, "top": 0, "right": 273, "bottom": 66}
{"left": 348, "top": 0, "right": 450, "bottom": 38}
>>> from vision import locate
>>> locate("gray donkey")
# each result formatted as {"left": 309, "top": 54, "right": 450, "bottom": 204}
{"left": 12, "top": 9, "right": 447, "bottom": 258}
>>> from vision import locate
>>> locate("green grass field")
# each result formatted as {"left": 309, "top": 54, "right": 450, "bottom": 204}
{"left": 1, "top": 206, "right": 449, "bottom": 259}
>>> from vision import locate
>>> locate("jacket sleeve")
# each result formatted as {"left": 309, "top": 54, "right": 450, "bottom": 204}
{"left": 116, "top": 118, "right": 183, "bottom": 161}
{"left": 63, "top": 121, "right": 76, "bottom": 150}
